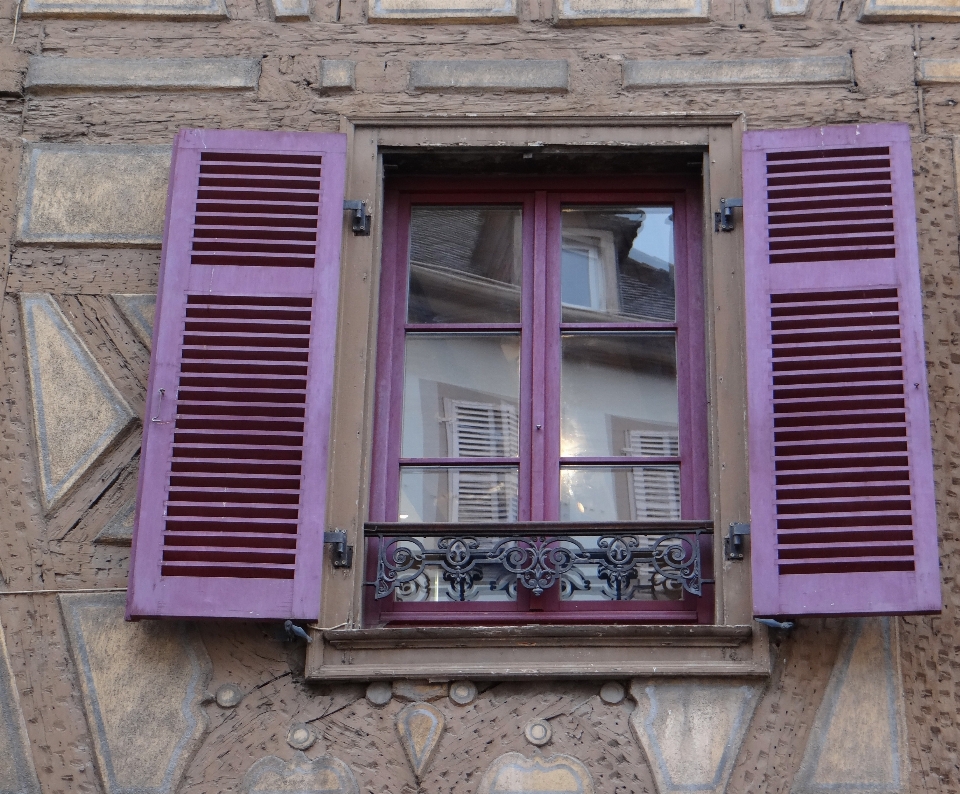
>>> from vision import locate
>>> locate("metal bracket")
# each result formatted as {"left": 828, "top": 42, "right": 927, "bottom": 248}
{"left": 343, "top": 200, "right": 371, "bottom": 236}
{"left": 724, "top": 522, "right": 750, "bottom": 561}
{"left": 324, "top": 531, "right": 354, "bottom": 568}
{"left": 714, "top": 197, "right": 743, "bottom": 233}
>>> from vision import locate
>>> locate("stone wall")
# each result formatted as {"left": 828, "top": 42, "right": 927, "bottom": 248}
{"left": 0, "top": 0, "right": 958, "bottom": 789}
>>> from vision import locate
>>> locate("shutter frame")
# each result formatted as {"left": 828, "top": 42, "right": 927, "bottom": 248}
{"left": 127, "top": 129, "right": 347, "bottom": 620}
{"left": 743, "top": 123, "right": 941, "bottom": 617}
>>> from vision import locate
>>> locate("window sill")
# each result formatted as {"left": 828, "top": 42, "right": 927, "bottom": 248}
{"left": 306, "top": 623, "right": 768, "bottom": 680}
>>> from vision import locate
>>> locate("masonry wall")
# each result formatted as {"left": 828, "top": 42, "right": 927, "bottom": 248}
{"left": 0, "top": 0, "right": 958, "bottom": 789}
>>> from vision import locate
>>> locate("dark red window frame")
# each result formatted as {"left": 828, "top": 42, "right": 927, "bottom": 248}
{"left": 368, "top": 174, "right": 710, "bottom": 625}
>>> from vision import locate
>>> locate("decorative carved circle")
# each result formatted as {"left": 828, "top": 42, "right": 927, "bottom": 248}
{"left": 286, "top": 723, "right": 317, "bottom": 750}
{"left": 215, "top": 683, "right": 244, "bottom": 708}
{"left": 524, "top": 719, "right": 552, "bottom": 746}
{"left": 599, "top": 682, "right": 626, "bottom": 705}
{"left": 449, "top": 680, "right": 478, "bottom": 706}
{"left": 366, "top": 681, "right": 393, "bottom": 706}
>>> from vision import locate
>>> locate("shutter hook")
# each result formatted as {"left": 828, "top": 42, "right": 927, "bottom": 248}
{"left": 714, "top": 197, "right": 743, "bottom": 232}
{"left": 150, "top": 388, "right": 168, "bottom": 423}
{"left": 343, "top": 200, "right": 371, "bottom": 236}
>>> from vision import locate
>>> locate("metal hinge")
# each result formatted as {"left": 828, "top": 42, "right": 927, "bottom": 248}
{"left": 714, "top": 197, "right": 743, "bottom": 233}
{"left": 324, "top": 531, "right": 354, "bottom": 568}
{"left": 343, "top": 200, "right": 371, "bottom": 236}
{"left": 724, "top": 522, "right": 750, "bottom": 561}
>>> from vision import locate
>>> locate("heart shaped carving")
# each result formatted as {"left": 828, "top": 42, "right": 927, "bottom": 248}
{"left": 478, "top": 752, "right": 595, "bottom": 794}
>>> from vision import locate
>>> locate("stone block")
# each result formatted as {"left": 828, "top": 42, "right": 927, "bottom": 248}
{"left": 629, "top": 679, "right": 763, "bottom": 794}
{"left": 0, "top": 621, "right": 41, "bottom": 794}
{"left": 94, "top": 499, "right": 135, "bottom": 545}
{"left": 318, "top": 60, "right": 356, "bottom": 91}
{"left": 271, "top": 0, "right": 310, "bottom": 20}
{"left": 369, "top": 0, "right": 516, "bottom": 22}
{"left": 477, "top": 753, "right": 594, "bottom": 794}
{"left": 917, "top": 60, "right": 960, "bottom": 85}
{"left": 792, "top": 618, "right": 907, "bottom": 794}
{"left": 113, "top": 294, "right": 157, "bottom": 349}
{"left": 241, "top": 752, "right": 360, "bottom": 793}
{"left": 861, "top": 0, "right": 960, "bottom": 20}
{"left": 17, "top": 144, "right": 170, "bottom": 245}
{"left": 22, "top": 0, "right": 226, "bottom": 18}
{"left": 410, "top": 60, "right": 568, "bottom": 92}
{"left": 21, "top": 294, "right": 135, "bottom": 509}
{"left": 396, "top": 702, "right": 444, "bottom": 780}
{"left": 25, "top": 57, "right": 260, "bottom": 92}
{"left": 60, "top": 592, "right": 212, "bottom": 794}
{"left": 769, "top": 0, "right": 808, "bottom": 14}
{"left": 557, "top": 0, "right": 705, "bottom": 24}
{"left": 622, "top": 56, "right": 852, "bottom": 88}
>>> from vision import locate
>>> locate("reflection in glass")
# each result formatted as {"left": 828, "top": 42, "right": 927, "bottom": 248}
{"left": 408, "top": 206, "right": 523, "bottom": 324}
{"left": 402, "top": 334, "right": 520, "bottom": 459}
{"left": 399, "top": 467, "right": 519, "bottom": 523}
{"left": 561, "top": 334, "right": 678, "bottom": 458}
{"left": 560, "top": 466, "right": 681, "bottom": 523}
{"left": 561, "top": 206, "right": 675, "bottom": 322}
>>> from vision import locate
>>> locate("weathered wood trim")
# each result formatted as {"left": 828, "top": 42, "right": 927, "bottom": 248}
{"left": 310, "top": 115, "right": 767, "bottom": 680}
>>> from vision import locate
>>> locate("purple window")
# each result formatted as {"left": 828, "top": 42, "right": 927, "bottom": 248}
{"left": 368, "top": 175, "right": 711, "bottom": 624}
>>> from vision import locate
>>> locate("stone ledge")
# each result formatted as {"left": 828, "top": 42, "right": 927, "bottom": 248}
{"left": 22, "top": 0, "right": 227, "bottom": 18}
{"left": 270, "top": 0, "right": 310, "bottom": 20}
{"left": 557, "top": 0, "right": 706, "bottom": 25}
{"left": 25, "top": 57, "right": 261, "bottom": 93}
{"left": 622, "top": 56, "right": 852, "bottom": 88}
{"left": 369, "top": 0, "right": 516, "bottom": 22}
{"left": 769, "top": 0, "right": 808, "bottom": 15}
{"left": 861, "top": 0, "right": 960, "bottom": 20}
{"left": 409, "top": 60, "right": 568, "bottom": 92}
{"left": 917, "top": 59, "right": 960, "bottom": 85}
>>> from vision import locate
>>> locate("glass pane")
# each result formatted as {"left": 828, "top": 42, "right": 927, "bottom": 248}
{"left": 560, "top": 466, "right": 681, "bottom": 523}
{"left": 402, "top": 334, "right": 520, "bottom": 459}
{"left": 561, "top": 334, "right": 679, "bottom": 458}
{"left": 408, "top": 206, "right": 522, "bottom": 324}
{"left": 561, "top": 206, "right": 675, "bottom": 323}
{"left": 399, "top": 467, "right": 519, "bottom": 523}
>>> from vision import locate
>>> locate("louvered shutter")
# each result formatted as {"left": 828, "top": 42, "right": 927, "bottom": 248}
{"left": 127, "top": 129, "right": 347, "bottom": 620}
{"left": 743, "top": 123, "right": 941, "bottom": 617}
{"left": 443, "top": 399, "right": 520, "bottom": 522}
{"left": 623, "top": 431, "right": 681, "bottom": 521}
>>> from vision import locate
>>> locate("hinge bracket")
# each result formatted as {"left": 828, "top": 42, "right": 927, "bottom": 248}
{"left": 724, "top": 522, "right": 750, "bottom": 561}
{"left": 343, "top": 200, "right": 371, "bottom": 236}
{"left": 324, "top": 531, "right": 354, "bottom": 568}
{"left": 714, "top": 197, "right": 743, "bottom": 233}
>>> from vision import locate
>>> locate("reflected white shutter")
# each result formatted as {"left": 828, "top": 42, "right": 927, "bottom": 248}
{"left": 624, "top": 430, "right": 680, "bottom": 521}
{"left": 444, "top": 399, "right": 519, "bottom": 521}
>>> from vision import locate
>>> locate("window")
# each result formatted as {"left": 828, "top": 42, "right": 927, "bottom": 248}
{"left": 367, "top": 175, "right": 710, "bottom": 624}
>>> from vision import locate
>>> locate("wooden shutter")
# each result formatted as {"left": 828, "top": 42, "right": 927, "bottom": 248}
{"left": 623, "top": 430, "right": 681, "bottom": 521}
{"left": 743, "top": 123, "right": 941, "bottom": 617}
{"left": 126, "top": 129, "right": 347, "bottom": 620}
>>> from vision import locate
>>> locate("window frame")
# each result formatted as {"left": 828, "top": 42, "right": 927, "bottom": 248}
{"left": 306, "top": 115, "right": 771, "bottom": 680}
{"left": 367, "top": 175, "right": 711, "bottom": 625}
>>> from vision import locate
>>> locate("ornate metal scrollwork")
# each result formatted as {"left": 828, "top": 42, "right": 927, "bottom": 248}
{"left": 652, "top": 534, "right": 702, "bottom": 597}
{"left": 490, "top": 536, "right": 588, "bottom": 596}
{"left": 374, "top": 537, "right": 426, "bottom": 600}
{"left": 367, "top": 523, "right": 711, "bottom": 602}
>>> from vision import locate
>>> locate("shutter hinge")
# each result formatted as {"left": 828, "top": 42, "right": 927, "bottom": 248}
{"left": 324, "top": 531, "right": 354, "bottom": 568}
{"left": 724, "top": 522, "right": 750, "bottom": 560}
{"left": 343, "top": 200, "right": 371, "bottom": 236}
{"left": 714, "top": 197, "right": 743, "bottom": 233}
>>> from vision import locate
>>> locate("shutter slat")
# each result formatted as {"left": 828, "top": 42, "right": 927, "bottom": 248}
{"left": 127, "top": 129, "right": 346, "bottom": 620}
{"left": 744, "top": 123, "right": 940, "bottom": 617}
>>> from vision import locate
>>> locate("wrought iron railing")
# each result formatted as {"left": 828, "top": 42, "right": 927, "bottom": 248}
{"left": 365, "top": 521, "right": 714, "bottom": 603}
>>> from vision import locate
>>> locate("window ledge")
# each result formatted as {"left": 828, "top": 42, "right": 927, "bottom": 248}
{"left": 307, "top": 624, "right": 767, "bottom": 680}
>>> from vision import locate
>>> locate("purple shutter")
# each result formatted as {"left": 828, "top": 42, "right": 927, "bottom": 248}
{"left": 126, "top": 129, "right": 347, "bottom": 619}
{"left": 744, "top": 123, "right": 941, "bottom": 617}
